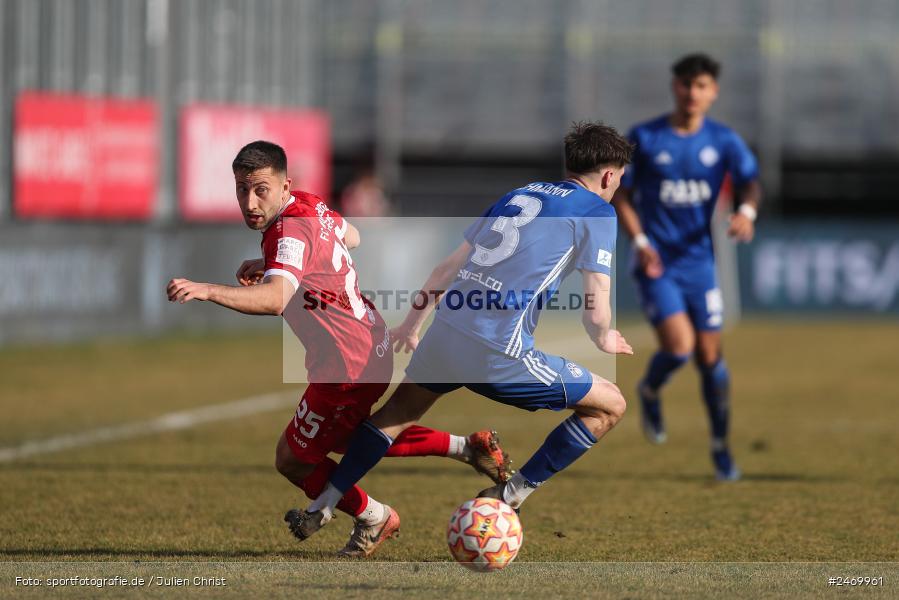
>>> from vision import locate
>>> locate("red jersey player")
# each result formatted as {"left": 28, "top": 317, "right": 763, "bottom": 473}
{"left": 166, "top": 141, "right": 511, "bottom": 557}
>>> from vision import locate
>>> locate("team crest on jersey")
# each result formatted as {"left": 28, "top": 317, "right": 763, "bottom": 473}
{"left": 596, "top": 249, "right": 612, "bottom": 268}
{"left": 566, "top": 362, "right": 583, "bottom": 378}
{"left": 699, "top": 146, "right": 719, "bottom": 167}
{"left": 654, "top": 150, "right": 673, "bottom": 165}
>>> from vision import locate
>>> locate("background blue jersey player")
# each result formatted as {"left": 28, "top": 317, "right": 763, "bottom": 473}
{"left": 288, "top": 122, "right": 635, "bottom": 539}
{"left": 611, "top": 53, "right": 762, "bottom": 480}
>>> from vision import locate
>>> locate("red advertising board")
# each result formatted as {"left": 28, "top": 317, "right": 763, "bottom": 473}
{"left": 14, "top": 91, "right": 158, "bottom": 220}
{"left": 180, "top": 104, "right": 330, "bottom": 221}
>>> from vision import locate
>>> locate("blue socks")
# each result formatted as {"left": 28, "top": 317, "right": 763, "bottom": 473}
{"left": 644, "top": 351, "right": 690, "bottom": 390}
{"left": 642, "top": 349, "right": 730, "bottom": 444}
{"left": 329, "top": 420, "right": 394, "bottom": 493}
{"left": 699, "top": 359, "right": 730, "bottom": 441}
{"left": 519, "top": 415, "right": 597, "bottom": 486}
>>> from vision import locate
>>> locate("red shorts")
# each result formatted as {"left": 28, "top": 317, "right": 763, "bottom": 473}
{"left": 284, "top": 381, "right": 390, "bottom": 463}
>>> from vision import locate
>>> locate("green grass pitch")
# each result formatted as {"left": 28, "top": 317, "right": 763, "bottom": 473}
{"left": 0, "top": 318, "right": 896, "bottom": 598}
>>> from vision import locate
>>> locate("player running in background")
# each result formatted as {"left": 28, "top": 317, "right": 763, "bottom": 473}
{"left": 166, "top": 141, "right": 511, "bottom": 557}
{"left": 611, "top": 53, "right": 762, "bottom": 480}
{"left": 286, "top": 122, "right": 634, "bottom": 538}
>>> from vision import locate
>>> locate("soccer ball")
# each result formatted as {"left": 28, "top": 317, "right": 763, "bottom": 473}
{"left": 447, "top": 497, "right": 523, "bottom": 571}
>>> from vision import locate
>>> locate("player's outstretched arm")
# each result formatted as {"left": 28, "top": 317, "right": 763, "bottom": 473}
{"left": 611, "top": 187, "right": 663, "bottom": 278}
{"left": 166, "top": 274, "right": 296, "bottom": 316}
{"left": 580, "top": 270, "right": 633, "bottom": 355}
{"left": 390, "top": 241, "right": 472, "bottom": 353}
{"left": 728, "top": 180, "right": 762, "bottom": 242}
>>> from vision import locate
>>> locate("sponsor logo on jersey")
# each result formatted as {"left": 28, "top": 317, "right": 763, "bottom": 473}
{"left": 315, "top": 201, "right": 336, "bottom": 241}
{"left": 659, "top": 179, "right": 712, "bottom": 206}
{"left": 458, "top": 268, "right": 504, "bottom": 291}
{"left": 699, "top": 145, "right": 719, "bottom": 167}
{"left": 375, "top": 325, "right": 390, "bottom": 357}
{"left": 566, "top": 362, "right": 583, "bottom": 378}
{"left": 596, "top": 249, "right": 612, "bottom": 268}
{"left": 276, "top": 237, "right": 305, "bottom": 270}
{"left": 654, "top": 150, "right": 673, "bottom": 165}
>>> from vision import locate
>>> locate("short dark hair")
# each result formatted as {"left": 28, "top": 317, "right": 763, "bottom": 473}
{"left": 232, "top": 140, "right": 287, "bottom": 176}
{"left": 564, "top": 121, "right": 633, "bottom": 174}
{"left": 671, "top": 53, "right": 720, "bottom": 80}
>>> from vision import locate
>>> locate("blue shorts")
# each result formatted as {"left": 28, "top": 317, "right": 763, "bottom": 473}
{"left": 406, "top": 320, "right": 594, "bottom": 412}
{"left": 634, "top": 260, "right": 723, "bottom": 331}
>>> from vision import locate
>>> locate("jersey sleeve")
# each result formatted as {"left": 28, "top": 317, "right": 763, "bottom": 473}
{"left": 573, "top": 206, "right": 618, "bottom": 275}
{"left": 463, "top": 202, "right": 499, "bottom": 244}
{"left": 262, "top": 217, "right": 316, "bottom": 291}
{"left": 724, "top": 129, "right": 759, "bottom": 187}
{"left": 619, "top": 128, "right": 639, "bottom": 190}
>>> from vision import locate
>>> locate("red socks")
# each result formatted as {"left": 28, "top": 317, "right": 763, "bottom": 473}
{"left": 385, "top": 425, "right": 450, "bottom": 457}
{"left": 298, "top": 456, "right": 367, "bottom": 517}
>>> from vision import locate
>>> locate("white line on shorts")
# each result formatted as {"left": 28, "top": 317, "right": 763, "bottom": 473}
{"left": 0, "top": 391, "right": 297, "bottom": 463}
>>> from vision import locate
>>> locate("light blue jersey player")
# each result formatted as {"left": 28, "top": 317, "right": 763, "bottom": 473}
{"left": 413, "top": 179, "right": 620, "bottom": 412}
{"left": 612, "top": 53, "right": 762, "bottom": 480}
{"left": 290, "top": 123, "right": 635, "bottom": 535}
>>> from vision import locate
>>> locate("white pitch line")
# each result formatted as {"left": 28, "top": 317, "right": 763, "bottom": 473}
{"left": 0, "top": 327, "right": 655, "bottom": 464}
{"left": 0, "top": 391, "right": 297, "bottom": 463}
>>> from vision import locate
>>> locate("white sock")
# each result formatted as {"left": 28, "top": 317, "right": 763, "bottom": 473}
{"left": 501, "top": 472, "right": 538, "bottom": 509}
{"left": 307, "top": 483, "right": 343, "bottom": 522}
{"left": 447, "top": 434, "right": 470, "bottom": 462}
{"left": 356, "top": 496, "right": 387, "bottom": 526}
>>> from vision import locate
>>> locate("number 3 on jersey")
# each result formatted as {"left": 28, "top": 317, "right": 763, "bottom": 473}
{"left": 471, "top": 194, "right": 542, "bottom": 267}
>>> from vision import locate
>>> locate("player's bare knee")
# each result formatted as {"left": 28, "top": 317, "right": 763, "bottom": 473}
{"left": 275, "top": 453, "right": 314, "bottom": 483}
{"left": 595, "top": 384, "right": 626, "bottom": 427}
{"left": 695, "top": 342, "right": 721, "bottom": 367}
{"left": 371, "top": 380, "right": 439, "bottom": 433}
{"left": 274, "top": 433, "right": 311, "bottom": 480}
{"left": 274, "top": 438, "right": 292, "bottom": 476}
{"left": 667, "top": 334, "right": 694, "bottom": 356}
{"left": 607, "top": 385, "right": 627, "bottom": 422}
{"left": 575, "top": 378, "right": 626, "bottom": 429}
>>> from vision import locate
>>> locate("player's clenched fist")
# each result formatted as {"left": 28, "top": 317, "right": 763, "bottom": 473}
{"left": 636, "top": 245, "right": 664, "bottom": 279}
{"left": 727, "top": 212, "right": 755, "bottom": 242}
{"left": 167, "top": 278, "right": 211, "bottom": 303}
{"left": 236, "top": 258, "right": 265, "bottom": 286}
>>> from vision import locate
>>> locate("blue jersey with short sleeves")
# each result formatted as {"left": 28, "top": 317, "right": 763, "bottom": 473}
{"left": 621, "top": 115, "right": 758, "bottom": 266}
{"left": 434, "top": 180, "right": 617, "bottom": 358}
